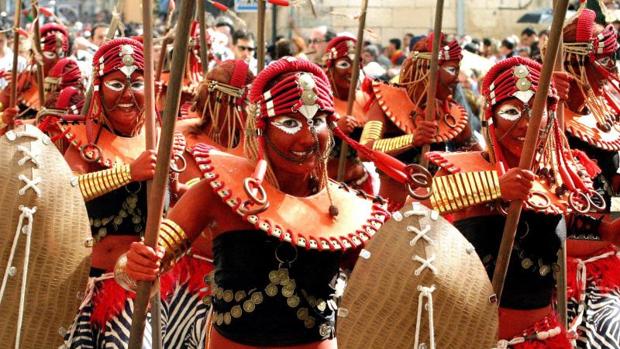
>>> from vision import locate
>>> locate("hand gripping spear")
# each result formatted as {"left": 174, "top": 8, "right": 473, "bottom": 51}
{"left": 336, "top": 0, "right": 368, "bottom": 182}
{"left": 491, "top": 0, "right": 570, "bottom": 302}
{"left": 419, "top": 0, "right": 444, "bottom": 169}
{"left": 127, "top": 0, "right": 197, "bottom": 347}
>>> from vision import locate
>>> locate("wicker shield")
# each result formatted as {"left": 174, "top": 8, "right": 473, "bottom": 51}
{"left": 338, "top": 202, "right": 498, "bottom": 349}
{"left": 0, "top": 125, "right": 91, "bottom": 348}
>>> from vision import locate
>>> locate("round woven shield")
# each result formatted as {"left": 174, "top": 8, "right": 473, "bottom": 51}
{"left": 0, "top": 125, "right": 90, "bottom": 348}
{"left": 337, "top": 202, "right": 498, "bottom": 349}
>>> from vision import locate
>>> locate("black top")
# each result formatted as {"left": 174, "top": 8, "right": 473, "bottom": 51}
{"left": 85, "top": 181, "right": 147, "bottom": 239}
{"left": 210, "top": 230, "right": 347, "bottom": 346}
{"left": 454, "top": 211, "right": 563, "bottom": 309}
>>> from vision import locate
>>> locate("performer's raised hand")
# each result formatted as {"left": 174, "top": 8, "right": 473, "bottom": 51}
{"left": 130, "top": 149, "right": 157, "bottom": 181}
{"left": 337, "top": 114, "right": 359, "bottom": 134}
{"left": 499, "top": 168, "right": 536, "bottom": 201}
{"left": 412, "top": 119, "right": 437, "bottom": 146}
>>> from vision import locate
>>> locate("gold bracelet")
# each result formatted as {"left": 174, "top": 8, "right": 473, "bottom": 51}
{"left": 114, "top": 253, "right": 138, "bottom": 292}
{"left": 76, "top": 164, "right": 133, "bottom": 201}
{"left": 158, "top": 219, "right": 190, "bottom": 270}
{"left": 467, "top": 171, "right": 481, "bottom": 204}
{"left": 372, "top": 134, "right": 414, "bottom": 153}
{"left": 453, "top": 172, "right": 470, "bottom": 208}
{"left": 447, "top": 175, "right": 464, "bottom": 210}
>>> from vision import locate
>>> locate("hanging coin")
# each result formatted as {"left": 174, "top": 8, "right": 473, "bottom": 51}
{"left": 282, "top": 287, "right": 295, "bottom": 298}
{"left": 287, "top": 295, "right": 301, "bottom": 308}
{"left": 216, "top": 312, "right": 224, "bottom": 325}
{"left": 265, "top": 283, "right": 278, "bottom": 297}
{"left": 235, "top": 290, "right": 247, "bottom": 302}
{"left": 521, "top": 258, "right": 534, "bottom": 269}
{"left": 251, "top": 292, "right": 264, "bottom": 305}
{"left": 269, "top": 270, "right": 281, "bottom": 284}
{"left": 202, "top": 296, "right": 212, "bottom": 305}
{"left": 539, "top": 264, "right": 551, "bottom": 276}
{"left": 231, "top": 305, "right": 242, "bottom": 318}
{"left": 223, "top": 290, "right": 234, "bottom": 303}
{"left": 316, "top": 300, "right": 327, "bottom": 312}
{"left": 304, "top": 316, "right": 316, "bottom": 329}
{"left": 297, "top": 307, "right": 309, "bottom": 320}
{"left": 224, "top": 312, "right": 232, "bottom": 325}
{"left": 243, "top": 300, "right": 256, "bottom": 313}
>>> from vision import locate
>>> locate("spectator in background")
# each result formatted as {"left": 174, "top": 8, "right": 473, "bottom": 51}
{"left": 537, "top": 29, "right": 549, "bottom": 61}
{"left": 290, "top": 36, "right": 308, "bottom": 60}
{"left": 403, "top": 32, "right": 414, "bottom": 54}
{"left": 361, "top": 44, "right": 388, "bottom": 79}
{"left": 232, "top": 30, "right": 257, "bottom": 75}
{"left": 499, "top": 38, "right": 516, "bottom": 59}
{"left": 308, "top": 25, "right": 336, "bottom": 65}
{"left": 517, "top": 46, "right": 531, "bottom": 58}
{"left": 521, "top": 27, "right": 539, "bottom": 60}
{"left": 386, "top": 38, "right": 406, "bottom": 66}
{"left": 90, "top": 23, "right": 108, "bottom": 47}
{"left": 274, "top": 38, "right": 297, "bottom": 59}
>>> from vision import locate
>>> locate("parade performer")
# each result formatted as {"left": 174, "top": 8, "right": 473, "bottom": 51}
{"left": 360, "top": 33, "right": 475, "bottom": 207}
{"left": 426, "top": 56, "right": 601, "bottom": 348}
{"left": 0, "top": 23, "right": 71, "bottom": 113}
{"left": 323, "top": 35, "right": 377, "bottom": 194}
{"left": 116, "top": 57, "right": 432, "bottom": 348}
{"left": 61, "top": 38, "right": 209, "bottom": 348}
{"left": 556, "top": 8, "right": 620, "bottom": 348}
{"left": 41, "top": 57, "right": 84, "bottom": 109}
{"left": 174, "top": 58, "right": 254, "bottom": 190}
{"left": 156, "top": 21, "right": 211, "bottom": 116}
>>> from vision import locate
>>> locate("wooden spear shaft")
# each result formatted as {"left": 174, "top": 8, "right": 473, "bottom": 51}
{"left": 9, "top": 0, "right": 23, "bottom": 109}
{"left": 419, "top": 0, "right": 444, "bottom": 168}
{"left": 257, "top": 0, "right": 266, "bottom": 72}
{"left": 197, "top": 0, "right": 209, "bottom": 76}
{"left": 491, "top": 0, "right": 570, "bottom": 301}
{"left": 127, "top": 0, "right": 196, "bottom": 347}
{"left": 552, "top": 0, "right": 567, "bottom": 328}
{"left": 31, "top": 0, "right": 45, "bottom": 107}
{"left": 141, "top": 0, "right": 162, "bottom": 347}
{"left": 336, "top": 0, "right": 368, "bottom": 182}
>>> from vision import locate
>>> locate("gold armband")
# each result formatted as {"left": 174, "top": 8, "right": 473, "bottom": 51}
{"left": 158, "top": 219, "right": 191, "bottom": 269}
{"left": 430, "top": 170, "right": 501, "bottom": 213}
{"left": 372, "top": 134, "right": 414, "bottom": 153}
{"left": 360, "top": 120, "right": 383, "bottom": 146}
{"left": 73, "top": 164, "right": 132, "bottom": 201}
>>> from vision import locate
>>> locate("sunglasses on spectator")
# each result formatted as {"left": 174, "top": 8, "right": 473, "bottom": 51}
{"left": 237, "top": 45, "right": 256, "bottom": 52}
{"left": 308, "top": 38, "right": 325, "bottom": 44}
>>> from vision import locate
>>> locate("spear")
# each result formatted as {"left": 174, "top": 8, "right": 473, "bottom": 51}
{"left": 491, "top": 0, "right": 570, "bottom": 301}
{"left": 155, "top": 0, "right": 176, "bottom": 81}
{"left": 141, "top": 0, "right": 163, "bottom": 347}
{"left": 257, "top": 0, "right": 266, "bottom": 72}
{"left": 31, "top": 0, "right": 45, "bottom": 107}
{"left": 336, "top": 0, "right": 368, "bottom": 182}
{"left": 127, "top": 0, "right": 197, "bottom": 347}
{"left": 9, "top": 0, "right": 23, "bottom": 112}
{"left": 80, "top": 0, "right": 125, "bottom": 115}
{"left": 552, "top": 0, "right": 568, "bottom": 328}
{"left": 419, "top": 0, "right": 444, "bottom": 168}
{"left": 197, "top": 0, "right": 209, "bottom": 76}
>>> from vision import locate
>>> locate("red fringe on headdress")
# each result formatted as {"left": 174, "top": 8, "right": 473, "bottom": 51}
{"left": 90, "top": 255, "right": 213, "bottom": 330}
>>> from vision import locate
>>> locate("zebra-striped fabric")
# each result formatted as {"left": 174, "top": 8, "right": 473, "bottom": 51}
{"left": 63, "top": 280, "right": 209, "bottom": 348}
{"left": 568, "top": 285, "right": 620, "bottom": 349}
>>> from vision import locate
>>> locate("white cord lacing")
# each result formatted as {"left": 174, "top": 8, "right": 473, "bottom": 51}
{"left": 413, "top": 285, "right": 436, "bottom": 349}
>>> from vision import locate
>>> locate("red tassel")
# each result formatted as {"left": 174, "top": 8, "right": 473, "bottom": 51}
{"left": 268, "top": 0, "right": 290, "bottom": 6}
{"left": 571, "top": 149, "right": 601, "bottom": 177}
{"left": 39, "top": 7, "right": 54, "bottom": 17}
{"left": 361, "top": 77, "right": 376, "bottom": 112}
{"left": 209, "top": 0, "right": 229, "bottom": 12}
